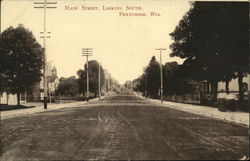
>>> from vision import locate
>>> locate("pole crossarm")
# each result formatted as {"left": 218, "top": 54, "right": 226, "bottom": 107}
{"left": 82, "top": 49, "right": 93, "bottom": 51}
{"left": 34, "top": 1, "right": 57, "bottom": 8}
{"left": 34, "top": 6, "right": 57, "bottom": 8}
{"left": 34, "top": 2, "right": 57, "bottom": 4}
{"left": 40, "top": 31, "right": 52, "bottom": 39}
{"left": 40, "top": 32, "right": 51, "bottom": 34}
{"left": 155, "top": 48, "right": 167, "bottom": 51}
{"left": 40, "top": 36, "right": 51, "bottom": 38}
{"left": 82, "top": 48, "right": 93, "bottom": 50}
{"left": 82, "top": 48, "right": 93, "bottom": 54}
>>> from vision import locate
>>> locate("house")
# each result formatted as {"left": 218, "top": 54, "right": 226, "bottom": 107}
{"left": 217, "top": 73, "right": 249, "bottom": 100}
{"left": 0, "top": 92, "right": 26, "bottom": 105}
{"left": 0, "top": 64, "right": 59, "bottom": 105}
{"left": 38, "top": 64, "right": 59, "bottom": 101}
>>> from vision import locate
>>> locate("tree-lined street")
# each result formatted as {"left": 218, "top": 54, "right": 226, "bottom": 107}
{"left": 1, "top": 1, "right": 249, "bottom": 160}
{"left": 1, "top": 91, "right": 248, "bottom": 160}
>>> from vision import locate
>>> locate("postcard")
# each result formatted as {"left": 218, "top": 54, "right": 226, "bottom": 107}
{"left": 0, "top": 0, "right": 249, "bottom": 160}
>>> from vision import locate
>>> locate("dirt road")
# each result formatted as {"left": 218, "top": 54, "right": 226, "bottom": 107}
{"left": 0, "top": 92, "right": 248, "bottom": 160}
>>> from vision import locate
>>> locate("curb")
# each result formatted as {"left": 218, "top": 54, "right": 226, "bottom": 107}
{"left": 132, "top": 92, "right": 249, "bottom": 126}
{"left": 0, "top": 96, "right": 106, "bottom": 120}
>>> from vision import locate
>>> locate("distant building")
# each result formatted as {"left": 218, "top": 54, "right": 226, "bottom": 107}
{"left": 103, "top": 69, "right": 119, "bottom": 92}
{"left": 124, "top": 80, "right": 133, "bottom": 90}
{"left": 201, "top": 73, "right": 249, "bottom": 101}
{"left": 39, "top": 63, "right": 59, "bottom": 101}
{"left": 0, "top": 63, "right": 59, "bottom": 104}
{"left": 0, "top": 92, "right": 26, "bottom": 105}
{"left": 47, "top": 66, "right": 59, "bottom": 94}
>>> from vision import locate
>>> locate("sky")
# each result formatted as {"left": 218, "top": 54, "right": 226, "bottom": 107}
{"left": 1, "top": 0, "right": 192, "bottom": 84}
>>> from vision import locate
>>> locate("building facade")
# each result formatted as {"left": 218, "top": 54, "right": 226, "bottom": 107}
{"left": 0, "top": 64, "right": 59, "bottom": 105}
{"left": 217, "top": 73, "right": 249, "bottom": 100}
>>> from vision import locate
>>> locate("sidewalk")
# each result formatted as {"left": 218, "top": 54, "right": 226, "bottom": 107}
{"left": 134, "top": 92, "right": 249, "bottom": 126}
{"left": 0, "top": 96, "right": 105, "bottom": 120}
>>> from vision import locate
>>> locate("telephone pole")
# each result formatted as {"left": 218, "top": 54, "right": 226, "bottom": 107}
{"left": 155, "top": 48, "right": 166, "bottom": 103}
{"left": 104, "top": 71, "right": 107, "bottom": 98}
{"left": 82, "top": 48, "right": 93, "bottom": 102}
{"left": 0, "top": 0, "right": 2, "bottom": 106}
{"left": 0, "top": 0, "right": 2, "bottom": 33}
{"left": 34, "top": 0, "right": 57, "bottom": 109}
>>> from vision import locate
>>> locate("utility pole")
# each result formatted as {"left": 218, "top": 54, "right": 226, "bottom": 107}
{"left": 0, "top": 0, "right": 2, "bottom": 33}
{"left": 155, "top": 48, "right": 166, "bottom": 103}
{"left": 34, "top": 0, "right": 57, "bottom": 109}
{"left": 82, "top": 48, "right": 93, "bottom": 102}
{"left": 104, "top": 72, "right": 106, "bottom": 98}
{"left": 98, "top": 62, "right": 101, "bottom": 99}
{"left": 0, "top": 0, "right": 2, "bottom": 106}
{"left": 104, "top": 76, "right": 106, "bottom": 91}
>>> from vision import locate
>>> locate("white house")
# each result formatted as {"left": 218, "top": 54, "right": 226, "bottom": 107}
{"left": 217, "top": 73, "right": 249, "bottom": 100}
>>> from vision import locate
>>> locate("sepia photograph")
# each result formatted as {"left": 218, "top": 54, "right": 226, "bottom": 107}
{"left": 0, "top": 0, "right": 249, "bottom": 160}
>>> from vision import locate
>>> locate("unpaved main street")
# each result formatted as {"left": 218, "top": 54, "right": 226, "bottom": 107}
{"left": 0, "top": 92, "right": 249, "bottom": 160}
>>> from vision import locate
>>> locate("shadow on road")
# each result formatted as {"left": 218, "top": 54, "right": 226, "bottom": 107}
{"left": 0, "top": 104, "right": 35, "bottom": 111}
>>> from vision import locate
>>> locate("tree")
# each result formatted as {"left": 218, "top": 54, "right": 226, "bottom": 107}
{"left": 145, "top": 56, "right": 161, "bottom": 98}
{"left": 169, "top": 2, "right": 249, "bottom": 104}
{"left": 163, "top": 62, "right": 179, "bottom": 95}
{"left": 133, "top": 74, "right": 146, "bottom": 95}
{"left": 0, "top": 25, "right": 44, "bottom": 105}
{"left": 133, "top": 56, "right": 161, "bottom": 98}
{"left": 133, "top": 56, "right": 167, "bottom": 98}
{"left": 163, "top": 62, "right": 199, "bottom": 95}
{"left": 133, "top": 60, "right": 199, "bottom": 99}
{"left": 55, "top": 76, "right": 79, "bottom": 97}
{"left": 76, "top": 69, "right": 87, "bottom": 95}
{"left": 77, "top": 60, "right": 105, "bottom": 97}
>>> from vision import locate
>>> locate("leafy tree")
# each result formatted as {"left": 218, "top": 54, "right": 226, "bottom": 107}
{"left": 0, "top": 25, "right": 44, "bottom": 105}
{"left": 169, "top": 2, "right": 249, "bottom": 103}
{"left": 55, "top": 76, "right": 78, "bottom": 97}
{"left": 133, "top": 56, "right": 162, "bottom": 98}
{"left": 132, "top": 75, "right": 144, "bottom": 92}
{"left": 144, "top": 56, "right": 161, "bottom": 98}
{"left": 163, "top": 62, "right": 179, "bottom": 95}
{"left": 76, "top": 69, "right": 86, "bottom": 95}
{"left": 162, "top": 62, "right": 199, "bottom": 95}
{"left": 133, "top": 74, "right": 146, "bottom": 94}
{"left": 133, "top": 60, "right": 199, "bottom": 98}
{"left": 77, "top": 60, "right": 105, "bottom": 97}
